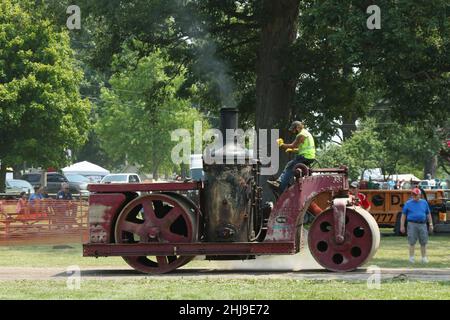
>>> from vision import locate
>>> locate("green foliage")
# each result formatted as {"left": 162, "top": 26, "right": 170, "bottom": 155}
{"left": 318, "top": 119, "right": 384, "bottom": 180}
{"left": 0, "top": 0, "right": 90, "bottom": 189}
{"left": 318, "top": 117, "right": 447, "bottom": 180}
{"left": 67, "top": 1, "right": 449, "bottom": 138}
{"left": 95, "top": 46, "right": 208, "bottom": 177}
{"left": 293, "top": 0, "right": 449, "bottom": 143}
{"left": 39, "top": 1, "right": 449, "bottom": 176}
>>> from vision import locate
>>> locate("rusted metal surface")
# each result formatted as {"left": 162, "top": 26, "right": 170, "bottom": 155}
{"left": 264, "top": 172, "right": 348, "bottom": 243}
{"left": 332, "top": 198, "right": 347, "bottom": 244}
{"left": 83, "top": 241, "right": 295, "bottom": 257}
{"left": 308, "top": 205, "right": 380, "bottom": 272}
{"left": 311, "top": 167, "right": 349, "bottom": 174}
{"left": 88, "top": 193, "right": 127, "bottom": 244}
{"left": 88, "top": 181, "right": 202, "bottom": 193}
{"left": 203, "top": 164, "right": 254, "bottom": 242}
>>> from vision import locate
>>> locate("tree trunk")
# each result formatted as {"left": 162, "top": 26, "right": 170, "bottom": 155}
{"left": 256, "top": 0, "right": 300, "bottom": 131}
{"left": 255, "top": 0, "right": 300, "bottom": 201}
{"left": 153, "top": 166, "right": 159, "bottom": 181}
{"left": 423, "top": 155, "right": 438, "bottom": 179}
{"left": 0, "top": 161, "right": 7, "bottom": 193}
{"left": 341, "top": 113, "right": 358, "bottom": 141}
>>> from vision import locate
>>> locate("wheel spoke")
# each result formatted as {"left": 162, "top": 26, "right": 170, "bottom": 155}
{"left": 161, "top": 230, "right": 189, "bottom": 243}
{"left": 142, "top": 201, "right": 157, "bottom": 222}
{"left": 163, "top": 206, "right": 183, "bottom": 225}
{"left": 121, "top": 221, "right": 143, "bottom": 235}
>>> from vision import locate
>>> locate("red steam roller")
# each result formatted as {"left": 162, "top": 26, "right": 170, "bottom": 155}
{"left": 83, "top": 108, "right": 380, "bottom": 273}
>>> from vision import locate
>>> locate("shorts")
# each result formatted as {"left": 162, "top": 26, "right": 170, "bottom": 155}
{"left": 407, "top": 222, "right": 429, "bottom": 246}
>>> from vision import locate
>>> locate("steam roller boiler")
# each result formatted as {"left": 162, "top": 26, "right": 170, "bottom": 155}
{"left": 83, "top": 108, "right": 380, "bottom": 274}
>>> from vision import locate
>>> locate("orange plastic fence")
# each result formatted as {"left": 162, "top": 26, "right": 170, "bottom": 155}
{"left": 0, "top": 198, "right": 88, "bottom": 245}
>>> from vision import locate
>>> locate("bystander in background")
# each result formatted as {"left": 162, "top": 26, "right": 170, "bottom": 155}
{"left": 400, "top": 187, "right": 433, "bottom": 263}
{"left": 349, "top": 181, "right": 371, "bottom": 210}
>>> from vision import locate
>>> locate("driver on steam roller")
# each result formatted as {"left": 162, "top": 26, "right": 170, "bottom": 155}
{"left": 268, "top": 120, "right": 316, "bottom": 195}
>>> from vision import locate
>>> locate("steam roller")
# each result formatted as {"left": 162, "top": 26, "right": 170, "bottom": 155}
{"left": 83, "top": 108, "right": 380, "bottom": 274}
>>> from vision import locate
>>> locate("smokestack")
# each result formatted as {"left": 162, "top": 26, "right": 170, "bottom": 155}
{"left": 220, "top": 108, "right": 238, "bottom": 145}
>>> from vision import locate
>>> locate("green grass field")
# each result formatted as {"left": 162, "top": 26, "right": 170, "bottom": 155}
{"left": 0, "top": 235, "right": 448, "bottom": 299}
{"left": 0, "top": 279, "right": 449, "bottom": 300}
{"left": 370, "top": 234, "right": 450, "bottom": 268}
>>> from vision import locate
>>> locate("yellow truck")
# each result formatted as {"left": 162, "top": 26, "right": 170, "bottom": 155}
{"left": 363, "top": 189, "right": 450, "bottom": 234}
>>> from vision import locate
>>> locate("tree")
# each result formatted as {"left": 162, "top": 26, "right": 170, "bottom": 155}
{"left": 318, "top": 119, "right": 385, "bottom": 180}
{"left": 0, "top": 0, "right": 90, "bottom": 191}
{"left": 96, "top": 46, "right": 207, "bottom": 178}
{"left": 44, "top": 0, "right": 449, "bottom": 184}
{"left": 318, "top": 118, "right": 447, "bottom": 181}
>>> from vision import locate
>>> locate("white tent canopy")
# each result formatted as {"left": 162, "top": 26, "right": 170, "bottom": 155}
{"left": 390, "top": 174, "right": 421, "bottom": 182}
{"left": 62, "top": 161, "right": 110, "bottom": 176}
{"left": 363, "top": 169, "right": 421, "bottom": 182}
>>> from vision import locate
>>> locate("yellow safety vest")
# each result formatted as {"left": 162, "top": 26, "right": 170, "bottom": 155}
{"left": 297, "top": 129, "right": 315, "bottom": 159}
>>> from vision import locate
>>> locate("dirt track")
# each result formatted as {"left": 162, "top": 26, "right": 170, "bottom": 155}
{"left": 0, "top": 266, "right": 449, "bottom": 281}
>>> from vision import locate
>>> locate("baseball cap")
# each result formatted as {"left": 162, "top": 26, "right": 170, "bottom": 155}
{"left": 411, "top": 188, "right": 421, "bottom": 195}
{"left": 350, "top": 181, "right": 359, "bottom": 188}
{"left": 289, "top": 121, "right": 302, "bottom": 131}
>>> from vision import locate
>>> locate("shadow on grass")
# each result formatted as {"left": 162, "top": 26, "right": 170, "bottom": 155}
{"left": 53, "top": 267, "right": 336, "bottom": 278}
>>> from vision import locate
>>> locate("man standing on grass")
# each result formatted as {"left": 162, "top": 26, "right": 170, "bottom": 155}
{"left": 400, "top": 188, "right": 434, "bottom": 263}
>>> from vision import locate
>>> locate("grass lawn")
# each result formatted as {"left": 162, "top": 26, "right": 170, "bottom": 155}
{"left": 370, "top": 234, "right": 450, "bottom": 268}
{"left": 0, "top": 235, "right": 448, "bottom": 299}
{"left": 0, "top": 279, "right": 449, "bottom": 300}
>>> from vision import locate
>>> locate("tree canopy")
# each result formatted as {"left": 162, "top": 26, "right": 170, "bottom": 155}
{"left": 0, "top": 0, "right": 90, "bottom": 191}
{"left": 95, "top": 45, "right": 207, "bottom": 178}
{"left": 2, "top": 0, "right": 448, "bottom": 186}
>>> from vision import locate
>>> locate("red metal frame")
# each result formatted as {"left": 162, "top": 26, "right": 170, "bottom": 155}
{"left": 88, "top": 181, "right": 202, "bottom": 193}
{"left": 264, "top": 172, "right": 348, "bottom": 242}
{"left": 84, "top": 242, "right": 295, "bottom": 257}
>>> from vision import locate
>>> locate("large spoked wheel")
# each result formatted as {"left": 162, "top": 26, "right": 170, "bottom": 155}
{"left": 308, "top": 206, "right": 380, "bottom": 272}
{"left": 114, "top": 193, "right": 198, "bottom": 274}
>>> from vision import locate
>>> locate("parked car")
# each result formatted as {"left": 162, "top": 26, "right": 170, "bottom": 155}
{"left": 21, "top": 172, "right": 79, "bottom": 194}
{"left": 100, "top": 173, "right": 141, "bottom": 184}
{"left": 5, "top": 179, "right": 35, "bottom": 195}
{"left": 418, "top": 180, "right": 436, "bottom": 190}
{"left": 65, "top": 173, "right": 90, "bottom": 196}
